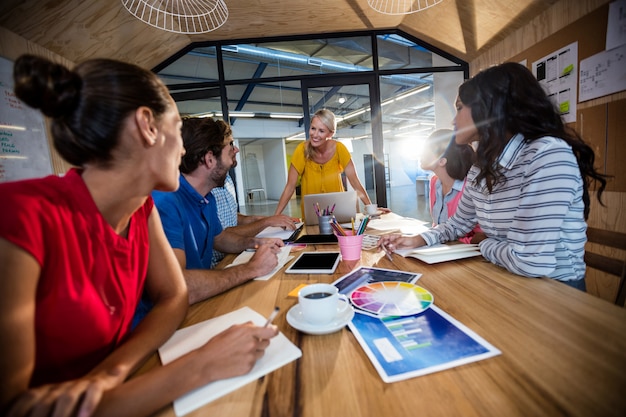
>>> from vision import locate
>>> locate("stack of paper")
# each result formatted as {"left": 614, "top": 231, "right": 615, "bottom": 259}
{"left": 366, "top": 213, "right": 430, "bottom": 235}
{"left": 395, "top": 243, "right": 481, "bottom": 264}
{"left": 255, "top": 222, "right": 303, "bottom": 241}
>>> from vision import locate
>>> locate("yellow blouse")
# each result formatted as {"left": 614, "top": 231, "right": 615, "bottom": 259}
{"left": 291, "top": 140, "right": 352, "bottom": 216}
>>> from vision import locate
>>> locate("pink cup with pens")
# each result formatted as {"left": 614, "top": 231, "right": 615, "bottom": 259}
{"left": 336, "top": 231, "right": 364, "bottom": 261}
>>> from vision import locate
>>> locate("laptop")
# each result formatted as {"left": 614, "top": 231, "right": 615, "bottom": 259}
{"left": 302, "top": 190, "right": 358, "bottom": 225}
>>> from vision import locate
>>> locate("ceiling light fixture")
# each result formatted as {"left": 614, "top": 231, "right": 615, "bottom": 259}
{"left": 393, "top": 84, "right": 431, "bottom": 101}
{"left": 229, "top": 112, "right": 255, "bottom": 118}
{"left": 367, "top": 0, "right": 443, "bottom": 15}
{"left": 121, "top": 0, "right": 228, "bottom": 34}
{"left": 269, "top": 113, "right": 304, "bottom": 119}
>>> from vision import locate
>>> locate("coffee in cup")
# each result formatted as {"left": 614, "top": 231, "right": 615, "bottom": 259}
{"left": 298, "top": 283, "right": 349, "bottom": 325}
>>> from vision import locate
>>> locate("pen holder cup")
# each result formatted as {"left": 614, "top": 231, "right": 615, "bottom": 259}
{"left": 318, "top": 215, "right": 333, "bottom": 234}
{"left": 336, "top": 232, "right": 364, "bottom": 261}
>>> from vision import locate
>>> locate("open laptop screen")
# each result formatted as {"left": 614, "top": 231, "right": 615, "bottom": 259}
{"left": 302, "top": 190, "right": 358, "bottom": 225}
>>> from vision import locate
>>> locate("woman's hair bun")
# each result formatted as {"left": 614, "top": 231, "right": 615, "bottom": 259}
{"left": 13, "top": 54, "right": 82, "bottom": 119}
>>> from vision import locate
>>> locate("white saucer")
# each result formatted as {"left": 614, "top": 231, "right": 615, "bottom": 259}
{"left": 286, "top": 300, "right": 355, "bottom": 335}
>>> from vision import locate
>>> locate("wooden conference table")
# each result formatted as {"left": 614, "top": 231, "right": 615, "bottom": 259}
{"left": 140, "top": 222, "right": 626, "bottom": 417}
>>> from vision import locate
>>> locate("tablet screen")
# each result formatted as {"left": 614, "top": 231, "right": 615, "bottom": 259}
{"left": 285, "top": 252, "right": 341, "bottom": 274}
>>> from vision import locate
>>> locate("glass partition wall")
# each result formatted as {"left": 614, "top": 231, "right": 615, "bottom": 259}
{"left": 154, "top": 32, "right": 467, "bottom": 220}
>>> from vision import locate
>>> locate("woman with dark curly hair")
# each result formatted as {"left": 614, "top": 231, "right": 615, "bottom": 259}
{"left": 380, "top": 62, "right": 607, "bottom": 290}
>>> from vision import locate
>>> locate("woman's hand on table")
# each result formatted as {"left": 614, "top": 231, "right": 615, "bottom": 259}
{"left": 5, "top": 367, "right": 126, "bottom": 417}
{"left": 377, "top": 234, "right": 426, "bottom": 253}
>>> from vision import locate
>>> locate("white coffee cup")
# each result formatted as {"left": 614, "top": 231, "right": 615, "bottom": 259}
{"left": 298, "top": 283, "right": 349, "bottom": 325}
{"left": 364, "top": 203, "right": 378, "bottom": 215}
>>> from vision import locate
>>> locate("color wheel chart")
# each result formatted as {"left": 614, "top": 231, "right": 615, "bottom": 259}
{"left": 350, "top": 281, "right": 433, "bottom": 317}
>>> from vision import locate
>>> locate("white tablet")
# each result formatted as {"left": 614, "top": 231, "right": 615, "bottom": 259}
{"left": 285, "top": 252, "right": 341, "bottom": 274}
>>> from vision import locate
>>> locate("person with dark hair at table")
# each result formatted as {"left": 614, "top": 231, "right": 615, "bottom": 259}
{"left": 420, "top": 128, "right": 481, "bottom": 244}
{"left": 380, "top": 62, "right": 608, "bottom": 290}
{"left": 0, "top": 55, "right": 277, "bottom": 417}
{"left": 151, "top": 117, "right": 284, "bottom": 305}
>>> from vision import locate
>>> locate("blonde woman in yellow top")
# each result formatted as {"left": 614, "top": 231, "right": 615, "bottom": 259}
{"left": 274, "top": 109, "right": 376, "bottom": 221}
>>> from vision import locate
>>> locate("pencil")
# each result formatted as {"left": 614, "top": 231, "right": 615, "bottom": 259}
{"left": 330, "top": 217, "right": 347, "bottom": 236}
{"left": 264, "top": 306, "right": 280, "bottom": 327}
{"left": 382, "top": 243, "right": 393, "bottom": 261}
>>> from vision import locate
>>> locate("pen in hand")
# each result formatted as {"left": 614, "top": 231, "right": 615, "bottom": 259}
{"left": 382, "top": 243, "right": 393, "bottom": 261}
{"left": 264, "top": 306, "right": 280, "bottom": 327}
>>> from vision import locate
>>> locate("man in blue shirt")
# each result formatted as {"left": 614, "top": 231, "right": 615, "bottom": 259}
{"left": 153, "top": 117, "right": 285, "bottom": 304}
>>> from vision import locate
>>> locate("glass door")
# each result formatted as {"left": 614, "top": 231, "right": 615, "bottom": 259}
{"left": 300, "top": 75, "right": 387, "bottom": 209}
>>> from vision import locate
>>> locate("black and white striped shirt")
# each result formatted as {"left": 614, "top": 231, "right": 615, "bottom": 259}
{"left": 421, "top": 134, "right": 586, "bottom": 282}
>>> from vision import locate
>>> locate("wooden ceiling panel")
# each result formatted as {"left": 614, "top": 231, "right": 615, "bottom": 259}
{"left": 0, "top": 0, "right": 577, "bottom": 68}
{"left": 399, "top": 0, "right": 467, "bottom": 57}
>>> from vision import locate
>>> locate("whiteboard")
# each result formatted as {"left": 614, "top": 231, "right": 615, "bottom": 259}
{"left": 0, "top": 55, "right": 53, "bottom": 182}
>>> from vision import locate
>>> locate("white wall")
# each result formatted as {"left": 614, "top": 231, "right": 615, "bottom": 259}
{"left": 262, "top": 139, "right": 287, "bottom": 200}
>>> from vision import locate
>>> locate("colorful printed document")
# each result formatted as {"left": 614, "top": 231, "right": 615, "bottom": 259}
{"left": 332, "top": 266, "right": 422, "bottom": 297}
{"left": 348, "top": 306, "right": 501, "bottom": 383}
{"left": 158, "top": 307, "right": 302, "bottom": 416}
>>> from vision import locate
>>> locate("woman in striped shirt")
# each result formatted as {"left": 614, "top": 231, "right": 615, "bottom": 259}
{"left": 380, "top": 62, "right": 607, "bottom": 290}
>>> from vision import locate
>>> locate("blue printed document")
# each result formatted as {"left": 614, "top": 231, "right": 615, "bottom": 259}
{"left": 348, "top": 306, "right": 501, "bottom": 383}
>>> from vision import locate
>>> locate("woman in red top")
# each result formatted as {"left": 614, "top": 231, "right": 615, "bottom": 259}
{"left": 0, "top": 55, "right": 277, "bottom": 417}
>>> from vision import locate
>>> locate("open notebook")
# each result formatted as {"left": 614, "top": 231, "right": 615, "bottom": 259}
{"left": 158, "top": 307, "right": 302, "bottom": 416}
{"left": 395, "top": 243, "right": 481, "bottom": 264}
{"left": 302, "top": 190, "right": 358, "bottom": 225}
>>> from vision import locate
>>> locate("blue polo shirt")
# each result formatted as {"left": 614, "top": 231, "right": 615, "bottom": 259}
{"left": 133, "top": 175, "right": 224, "bottom": 327}
{"left": 152, "top": 175, "right": 223, "bottom": 270}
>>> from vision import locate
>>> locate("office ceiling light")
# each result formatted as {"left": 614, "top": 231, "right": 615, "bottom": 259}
{"left": 121, "top": 0, "right": 228, "bottom": 34}
{"left": 367, "top": 0, "right": 443, "bottom": 15}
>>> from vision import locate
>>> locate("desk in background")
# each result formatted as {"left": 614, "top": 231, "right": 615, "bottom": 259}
{"left": 136, "top": 223, "right": 626, "bottom": 417}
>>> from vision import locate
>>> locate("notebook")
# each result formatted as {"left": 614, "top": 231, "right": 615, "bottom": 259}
{"left": 158, "top": 307, "right": 302, "bottom": 416}
{"left": 394, "top": 243, "right": 481, "bottom": 264}
{"left": 302, "top": 190, "right": 358, "bottom": 225}
{"left": 255, "top": 222, "right": 304, "bottom": 243}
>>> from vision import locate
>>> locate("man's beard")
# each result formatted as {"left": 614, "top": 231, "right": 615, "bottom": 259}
{"left": 213, "top": 163, "right": 229, "bottom": 187}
